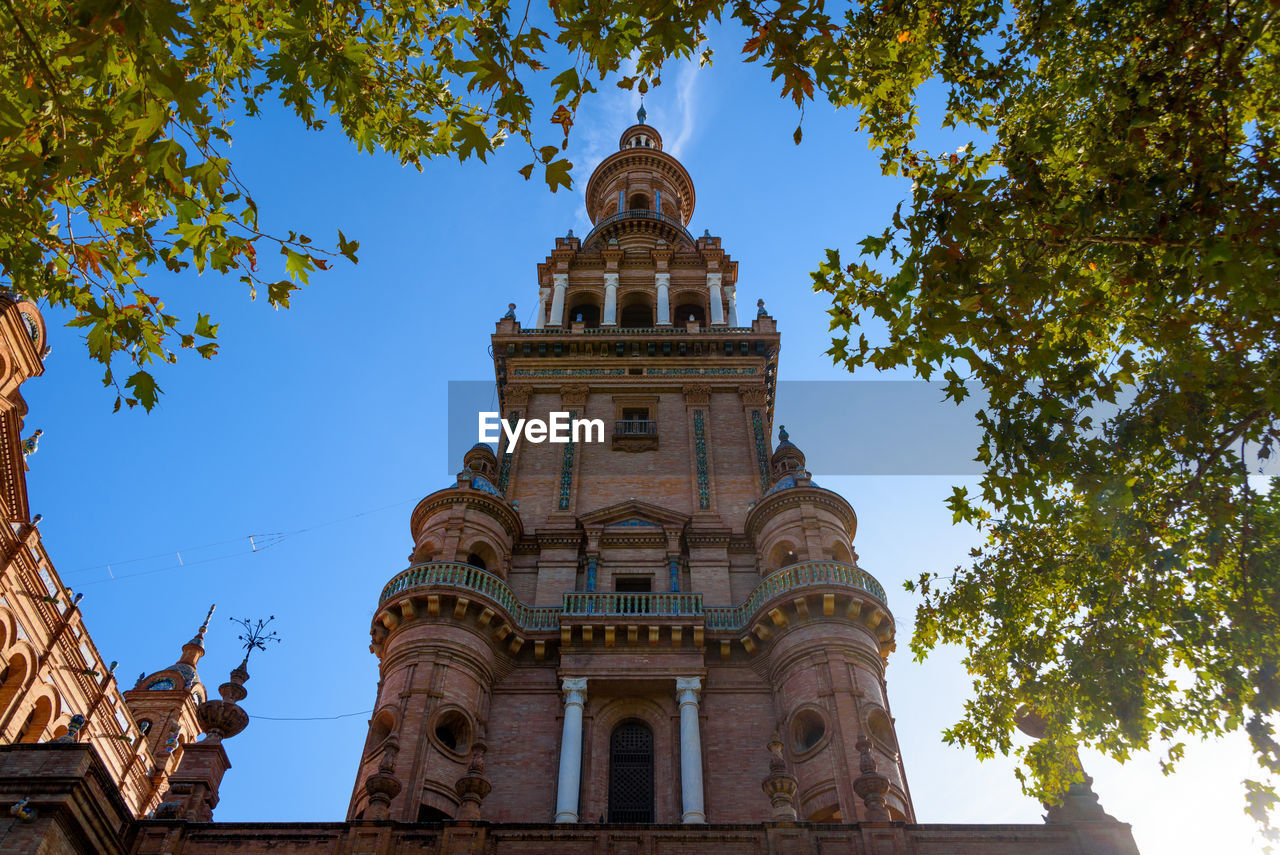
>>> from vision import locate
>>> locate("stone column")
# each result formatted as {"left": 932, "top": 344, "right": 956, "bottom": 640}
{"left": 554, "top": 677, "right": 588, "bottom": 823}
{"left": 675, "top": 677, "right": 706, "bottom": 823}
{"left": 603, "top": 274, "right": 618, "bottom": 326}
{"left": 549, "top": 274, "right": 568, "bottom": 327}
{"left": 656, "top": 273, "right": 671, "bottom": 326}
{"left": 535, "top": 287, "right": 551, "bottom": 329}
{"left": 724, "top": 284, "right": 738, "bottom": 326}
{"left": 707, "top": 273, "right": 725, "bottom": 325}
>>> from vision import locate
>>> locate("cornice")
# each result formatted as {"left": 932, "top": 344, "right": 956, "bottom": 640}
{"left": 745, "top": 486, "right": 858, "bottom": 543}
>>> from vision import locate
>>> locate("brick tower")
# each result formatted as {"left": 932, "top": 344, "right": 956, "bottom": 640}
{"left": 349, "top": 112, "right": 914, "bottom": 827}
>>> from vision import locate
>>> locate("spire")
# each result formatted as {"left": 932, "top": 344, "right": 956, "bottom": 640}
{"left": 190, "top": 604, "right": 216, "bottom": 646}
{"left": 637, "top": 103, "right": 647, "bottom": 125}
{"left": 178, "top": 604, "right": 215, "bottom": 667}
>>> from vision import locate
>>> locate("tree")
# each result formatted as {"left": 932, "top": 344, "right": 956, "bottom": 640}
{"left": 4, "top": 0, "right": 1276, "bottom": 836}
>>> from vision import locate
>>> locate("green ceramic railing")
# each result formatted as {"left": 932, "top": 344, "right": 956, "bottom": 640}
{"left": 704, "top": 561, "right": 887, "bottom": 631}
{"left": 379, "top": 560, "right": 883, "bottom": 634}
{"left": 379, "top": 562, "right": 559, "bottom": 631}
{"left": 562, "top": 591, "right": 703, "bottom": 617}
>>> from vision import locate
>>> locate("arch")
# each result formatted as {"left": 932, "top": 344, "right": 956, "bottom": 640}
{"left": 18, "top": 693, "right": 53, "bottom": 743}
{"left": 417, "top": 804, "right": 452, "bottom": 822}
{"left": 628, "top": 192, "right": 650, "bottom": 211}
{"left": 672, "top": 303, "right": 705, "bottom": 328}
{"left": 767, "top": 541, "right": 801, "bottom": 573}
{"left": 412, "top": 537, "right": 443, "bottom": 565}
{"left": 608, "top": 720, "right": 654, "bottom": 823}
{"left": 0, "top": 606, "right": 12, "bottom": 652}
{"left": 0, "top": 648, "right": 30, "bottom": 725}
{"left": 568, "top": 300, "right": 601, "bottom": 328}
{"left": 619, "top": 297, "right": 654, "bottom": 329}
{"left": 461, "top": 540, "right": 500, "bottom": 575}
{"left": 829, "top": 540, "right": 853, "bottom": 564}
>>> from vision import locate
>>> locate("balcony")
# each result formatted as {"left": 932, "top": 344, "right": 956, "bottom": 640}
{"left": 704, "top": 561, "right": 888, "bottom": 631}
{"left": 583, "top": 208, "right": 694, "bottom": 247}
{"left": 379, "top": 560, "right": 885, "bottom": 636}
{"left": 562, "top": 591, "right": 703, "bottom": 617}
{"left": 613, "top": 419, "right": 659, "bottom": 452}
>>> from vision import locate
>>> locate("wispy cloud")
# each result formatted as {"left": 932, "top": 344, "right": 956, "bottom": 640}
{"left": 566, "top": 59, "right": 703, "bottom": 232}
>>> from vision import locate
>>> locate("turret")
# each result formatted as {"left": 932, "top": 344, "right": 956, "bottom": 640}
{"left": 122, "top": 605, "right": 214, "bottom": 814}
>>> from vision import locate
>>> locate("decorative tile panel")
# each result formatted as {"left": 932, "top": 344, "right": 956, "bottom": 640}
{"left": 751, "top": 409, "right": 772, "bottom": 490}
{"left": 693, "top": 409, "right": 710, "bottom": 510}
{"left": 558, "top": 410, "right": 577, "bottom": 510}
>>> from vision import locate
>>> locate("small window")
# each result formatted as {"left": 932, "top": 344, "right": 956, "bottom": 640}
{"left": 138, "top": 719, "right": 152, "bottom": 736}
{"left": 792, "top": 709, "right": 826, "bottom": 752}
{"left": 432, "top": 709, "right": 472, "bottom": 755}
{"left": 615, "top": 577, "right": 652, "bottom": 593}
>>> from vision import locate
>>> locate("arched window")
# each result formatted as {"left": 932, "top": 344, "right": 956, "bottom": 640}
{"left": 628, "top": 193, "right": 649, "bottom": 211}
{"left": 466, "top": 552, "right": 487, "bottom": 571}
{"left": 673, "top": 303, "right": 705, "bottom": 328}
{"left": 138, "top": 719, "right": 152, "bottom": 736}
{"left": 619, "top": 302, "right": 653, "bottom": 329}
{"left": 569, "top": 303, "right": 601, "bottom": 328}
{"left": 609, "top": 721, "right": 654, "bottom": 822}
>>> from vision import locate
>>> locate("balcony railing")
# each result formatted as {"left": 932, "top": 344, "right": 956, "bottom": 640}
{"left": 378, "top": 560, "right": 884, "bottom": 634}
{"left": 379, "top": 562, "right": 559, "bottom": 631}
{"left": 562, "top": 591, "right": 703, "bottom": 617}
{"left": 583, "top": 208, "right": 694, "bottom": 246}
{"left": 704, "top": 561, "right": 888, "bottom": 631}
{"left": 614, "top": 420, "right": 657, "bottom": 437}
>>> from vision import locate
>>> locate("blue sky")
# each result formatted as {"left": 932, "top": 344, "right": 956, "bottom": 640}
{"left": 20, "top": 22, "right": 1264, "bottom": 853}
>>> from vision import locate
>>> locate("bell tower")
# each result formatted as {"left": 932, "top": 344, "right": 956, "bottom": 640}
{"left": 350, "top": 113, "right": 914, "bottom": 827}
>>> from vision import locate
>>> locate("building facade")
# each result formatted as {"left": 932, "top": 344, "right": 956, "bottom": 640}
{"left": 0, "top": 116, "right": 1142, "bottom": 855}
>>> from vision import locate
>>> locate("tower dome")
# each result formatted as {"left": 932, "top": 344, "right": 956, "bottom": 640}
{"left": 582, "top": 114, "right": 696, "bottom": 249}
{"left": 134, "top": 604, "right": 215, "bottom": 699}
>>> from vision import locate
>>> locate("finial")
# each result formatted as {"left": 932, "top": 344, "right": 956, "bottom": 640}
{"left": 503, "top": 303, "right": 516, "bottom": 319}
{"left": 637, "top": 103, "right": 647, "bottom": 125}
{"left": 852, "top": 735, "right": 892, "bottom": 821}
{"left": 778, "top": 425, "right": 789, "bottom": 443}
{"left": 703, "top": 229, "right": 711, "bottom": 238}
{"left": 191, "top": 604, "right": 216, "bottom": 646}
{"left": 52, "top": 713, "right": 86, "bottom": 743}
{"left": 9, "top": 798, "right": 35, "bottom": 823}
{"left": 21, "top": 429, "right": 42, "bottom": 458}
{"left": 567, "top": 228, "right": 574, "bottom": 238}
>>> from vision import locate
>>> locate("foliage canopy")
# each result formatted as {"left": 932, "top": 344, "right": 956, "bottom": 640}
{"left": 2, "top": 0, "right": 1277, "bottom": 836}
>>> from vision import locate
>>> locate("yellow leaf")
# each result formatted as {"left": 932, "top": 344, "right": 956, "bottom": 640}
{"left": 897, "top": 31, "right": 911, "bottom": 43}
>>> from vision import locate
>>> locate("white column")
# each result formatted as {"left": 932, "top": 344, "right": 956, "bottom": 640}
{"left": 603, "top": 274, "right": 618, "bottom": 326}
{"left": 535, "top": 287, "right": 551, "bottom": 329}
{"left": 707, "top": 273, "right": 725, "bottom": 325}
{"left": 676, "top": 677, "right": 706, "bottom": 824}
{"left": 554, "top": 677, "right": 588, "bottom": 823}
{"left": 656, "top": 272, "right": 671, "bottom": 326}
{"left": 724, "top": 284, "right": 738, "bottom": 327}
{"left": 549, "top": 274, "right": 568, "bottom": 327}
